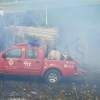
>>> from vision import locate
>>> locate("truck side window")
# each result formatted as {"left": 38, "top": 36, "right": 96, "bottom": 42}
{"left": 25, "top": 49, "right": 39, "bottom": 59}
{"left": 2, "top": 48, "right": 22, "bottom": 58}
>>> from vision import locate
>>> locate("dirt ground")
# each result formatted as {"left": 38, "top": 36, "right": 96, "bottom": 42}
{"left": 0, "top": 70, "right": 100, "bottom": 100}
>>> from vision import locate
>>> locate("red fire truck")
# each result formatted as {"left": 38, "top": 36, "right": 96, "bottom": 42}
{"left": 0, "top": 43, "right": 86, "bottom": 84}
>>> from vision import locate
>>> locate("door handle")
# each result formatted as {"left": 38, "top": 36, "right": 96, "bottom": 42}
{"left": 35, "top": 61, "right": 40, "bottom": 63}
{"left": 17, "top": 60, "right": 22, "bottom": 62}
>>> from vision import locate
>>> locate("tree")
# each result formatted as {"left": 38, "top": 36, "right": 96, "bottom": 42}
{"left": 19, "top": 10, "right": 41, "bottom": 27}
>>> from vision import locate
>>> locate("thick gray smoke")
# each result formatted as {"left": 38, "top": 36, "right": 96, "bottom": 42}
{"left": 44, "top": 0, "right": 100, "bottom": 68}
{"left": 0, "top": 0, "right": 100, "bottom": 68}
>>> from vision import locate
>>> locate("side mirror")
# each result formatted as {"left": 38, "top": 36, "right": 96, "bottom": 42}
{"left": 2, "top": 53, "right": 7, "bottom": 59}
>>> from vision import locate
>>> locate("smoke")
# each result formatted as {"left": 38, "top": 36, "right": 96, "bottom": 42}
{"left": 45, "top": 0, "right": 100, "bottom": 67}
{"left": 0, "top": 0, "right": 100, "bottom": 67}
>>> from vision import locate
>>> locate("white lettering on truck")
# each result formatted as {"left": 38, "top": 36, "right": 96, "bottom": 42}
{"left": 24, "top": 61, "right": 31, "bottom": 67}
{"left": 9, "top": 59, "right": 13, "bottom": 66}
{"left": 64, "top": 64, "right": 74, "bottom": 68}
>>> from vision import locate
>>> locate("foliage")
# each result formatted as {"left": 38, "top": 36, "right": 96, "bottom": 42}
{"left": 3, "top": 10, "right": 42, "bottom": 27}
{"left": 0, "top": 9, "right": 43, "bottom": 51}
{"left": 0, "top": 0, "right": 15, "bottom": 2}
{"left": 20, "top": 77, "right": 99, "bottom": 100}
{"left": 24, "top": 34, "right": 40, "bottom": 42}
{"left": 15, "top": 34, "right": 40, "bottom": 45}
{"left": 0, "top": 17, "right": 14, "bottom": 51}
{"left": 3, "top": 13, "right": 14, "bottom": 26}
{"left": 19, "top": 10, "right": 41, "bottom": 27}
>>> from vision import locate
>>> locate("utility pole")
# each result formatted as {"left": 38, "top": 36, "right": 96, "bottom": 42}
{"left": 46, "top": 6, "right": 48, "bottom": 27}
{"left": 16, "top": 0, "right": 18, "bottom": 3}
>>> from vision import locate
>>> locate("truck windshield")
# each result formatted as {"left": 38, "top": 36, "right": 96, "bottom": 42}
{"left": 2, "top": 48, "right": 22, "bottom": 58}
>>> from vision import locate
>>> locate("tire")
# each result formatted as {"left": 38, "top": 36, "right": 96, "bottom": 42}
{"left": 45, "top": 70, "right": 61, "bottom": 84}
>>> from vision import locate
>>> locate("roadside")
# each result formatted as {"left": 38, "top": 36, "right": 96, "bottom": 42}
{"left": 0, "top": 71, "right": 100, "bottom": 99}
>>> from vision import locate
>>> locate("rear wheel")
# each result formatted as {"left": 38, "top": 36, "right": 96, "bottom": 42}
{"left": 45, "top": 70, "right": 61, "bottom": 84}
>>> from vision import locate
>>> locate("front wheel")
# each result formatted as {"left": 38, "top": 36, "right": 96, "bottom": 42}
{"left": 45, "top": 70, "right": 61, "bottom": 84}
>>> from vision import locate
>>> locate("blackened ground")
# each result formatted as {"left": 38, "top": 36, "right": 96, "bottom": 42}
{"left": 0, "top": 70, "right": 100, "bottom": 99}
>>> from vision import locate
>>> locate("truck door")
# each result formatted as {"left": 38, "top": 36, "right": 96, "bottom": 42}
{"left": 23, "top": 48, "right": 43, "bottom": 75}
{"left": 2, "top": 48, "right": 23, "bottom": 74}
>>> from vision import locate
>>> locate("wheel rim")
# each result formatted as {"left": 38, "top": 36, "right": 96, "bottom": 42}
{"left": 48, "top": 73, "right": 58, "bottom": 83}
